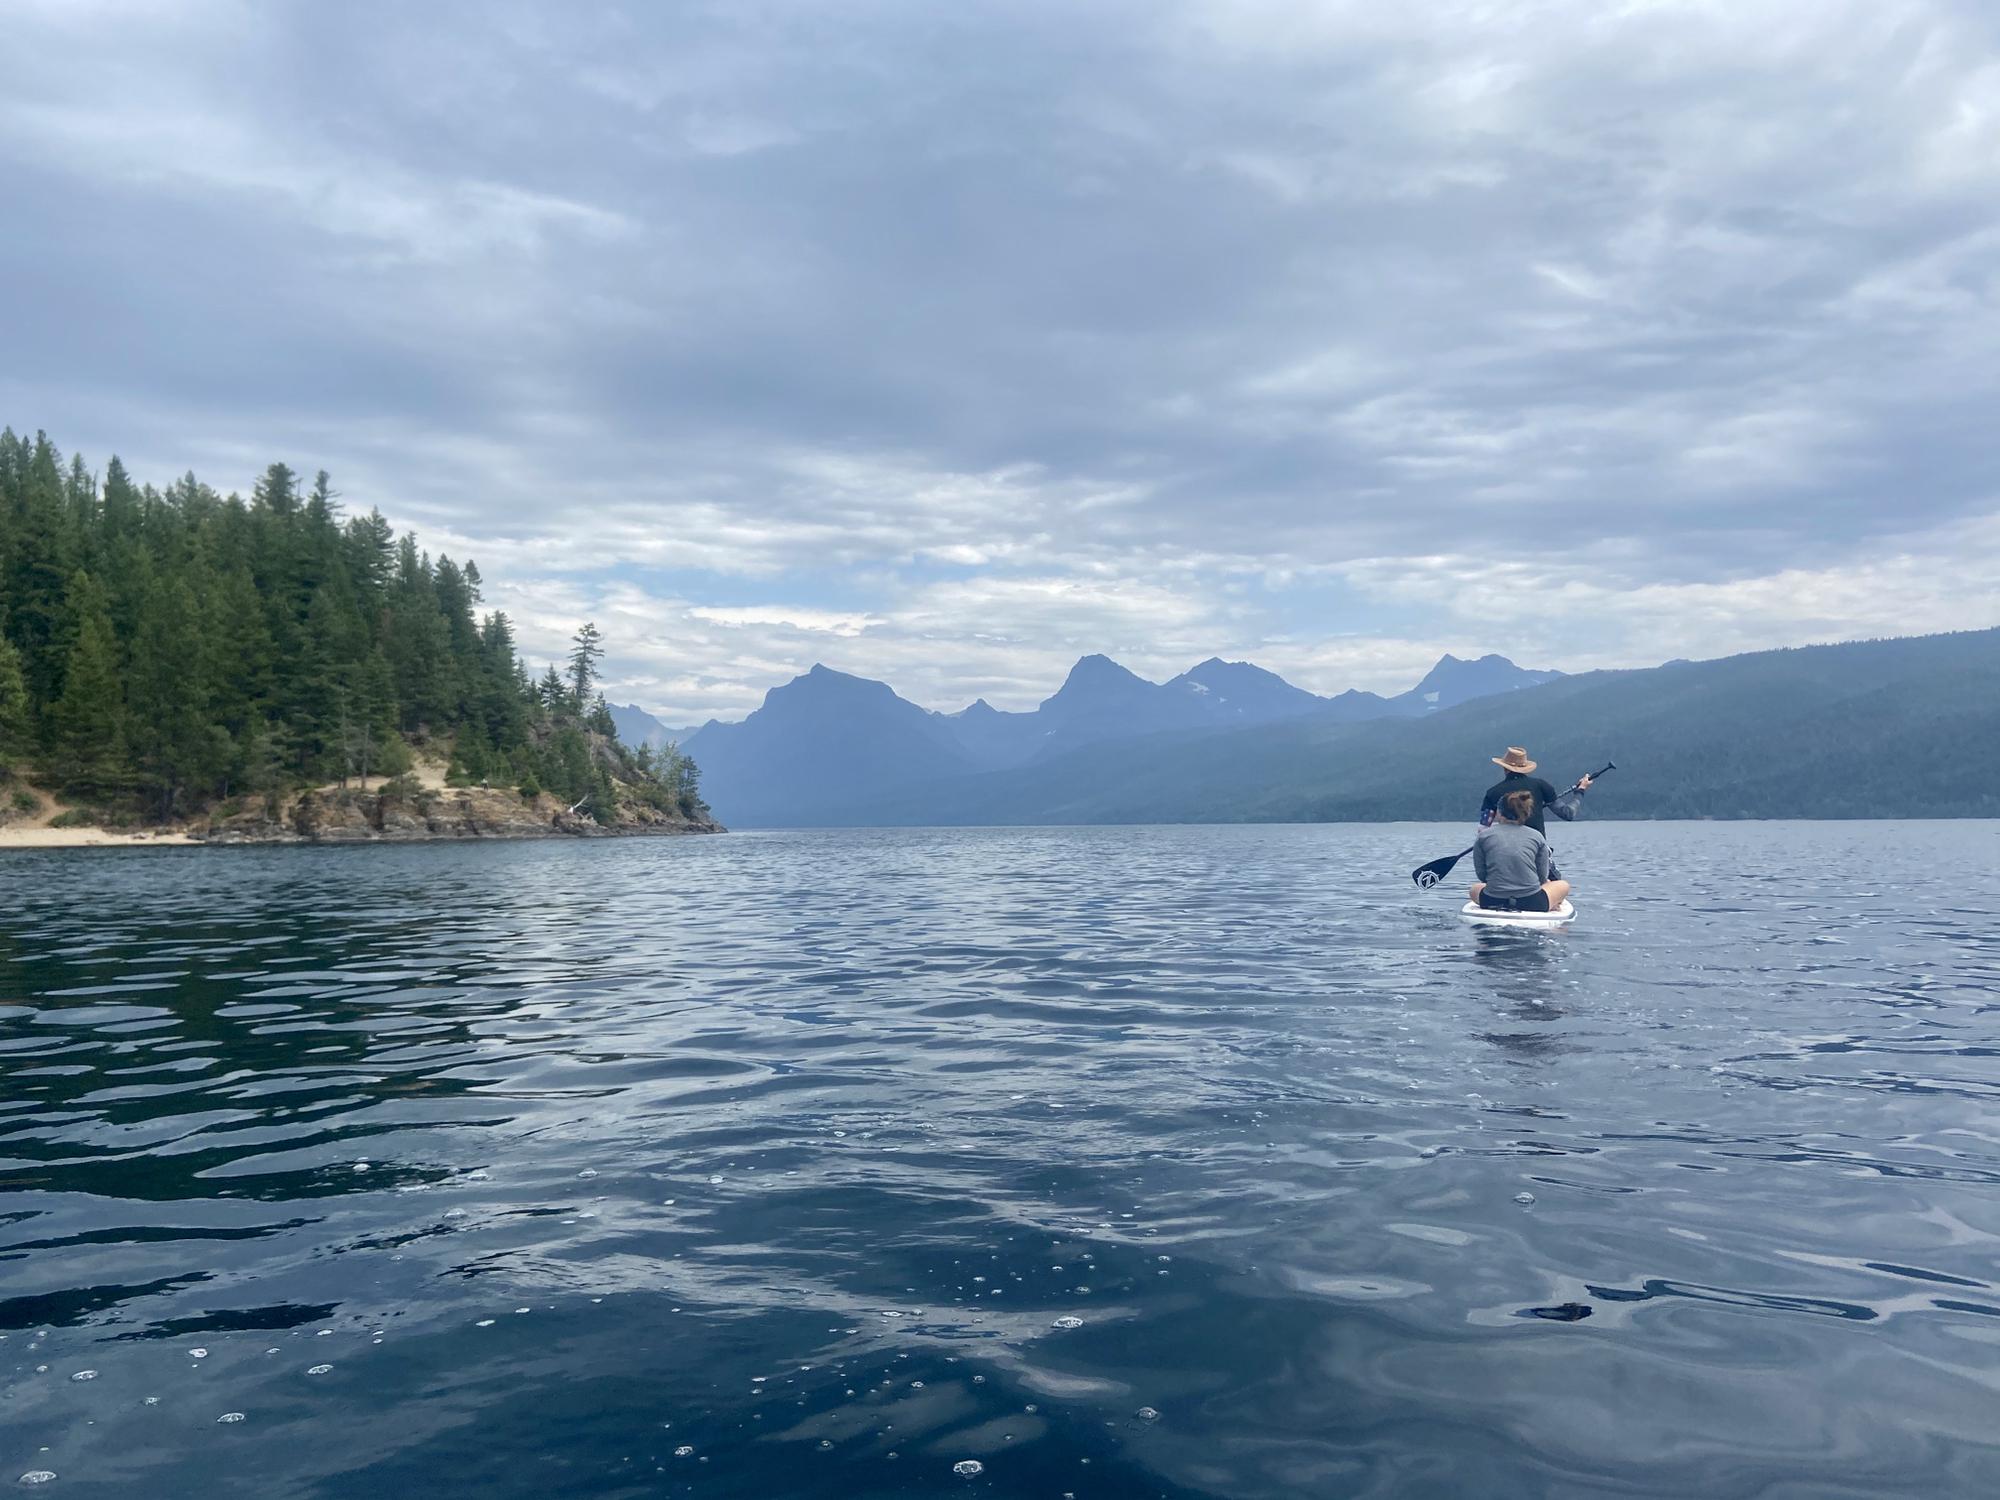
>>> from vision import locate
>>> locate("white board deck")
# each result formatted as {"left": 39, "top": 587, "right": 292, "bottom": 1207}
{"left": 1459, "top": 898, "right": 1576, "bottom": 927}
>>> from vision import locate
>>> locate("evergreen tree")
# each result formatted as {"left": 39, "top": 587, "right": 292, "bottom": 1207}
{"left": 587, "top": 691, "right": 617, "bottom": 739}
{"left": 48, "top": 570, "right": 128, "bottom": 802}
{"left": 0, "top": 634, "right": 30, "bottom": 777}
{"left": 128, "top": 573, "right": 217, "bottom": 817}
{"left": 568, "top": 622, "right": 604, "bottom": 711}
{"left": 539, "top": 663, "right": 568, "bottom": 718}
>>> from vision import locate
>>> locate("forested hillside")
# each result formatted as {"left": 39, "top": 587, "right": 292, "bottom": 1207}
{"left": 0, "top": 429, "right": 705, "bottom": 827}
{"left": 827, "top": 628, "right": 2000, "bottom": 825}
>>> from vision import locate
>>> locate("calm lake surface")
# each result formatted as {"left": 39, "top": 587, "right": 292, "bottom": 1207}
{"left": 3, "top": 822, "right": 1999, "bottom": 1498}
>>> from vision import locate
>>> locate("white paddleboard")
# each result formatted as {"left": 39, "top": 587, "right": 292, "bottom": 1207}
{"left": 1460, "top": 899, "right": 1575, "bottom": 927}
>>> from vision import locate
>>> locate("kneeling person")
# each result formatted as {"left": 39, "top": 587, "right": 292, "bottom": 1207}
{"left": 1470, "top": 790, "right": 1572, "bottom": 913}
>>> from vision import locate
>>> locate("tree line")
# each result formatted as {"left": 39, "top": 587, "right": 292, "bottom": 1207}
{"left": 0, "top": 429, "right": 703, "bottom": 825}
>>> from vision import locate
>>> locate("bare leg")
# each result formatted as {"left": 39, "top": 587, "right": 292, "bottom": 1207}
{"left": 1469, "top": 882, "right": 1485, "bottom": 904}
{"left": 1543, "top": 879, "right": 1571, "bottom": 906}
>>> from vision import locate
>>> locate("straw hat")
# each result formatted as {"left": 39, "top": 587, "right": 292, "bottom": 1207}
{"left": 1491, "top": 746, "right": 1537, "bottom": 774}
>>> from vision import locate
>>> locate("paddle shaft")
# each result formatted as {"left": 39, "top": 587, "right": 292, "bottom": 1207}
{"left": 1409, "top": 762, "right": 1616, "bottom": 888}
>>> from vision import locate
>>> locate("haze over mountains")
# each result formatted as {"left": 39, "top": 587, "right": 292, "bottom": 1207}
{"left": 610, "top": 630, "right": 2000, "bottom": 826}
{"left": 623, "top": 652, "right": 1561, "bottom": 826}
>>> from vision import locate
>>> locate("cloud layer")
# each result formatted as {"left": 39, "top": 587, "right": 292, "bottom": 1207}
{"left": 5, "top": 0, "right": 1996, "bottom": 719}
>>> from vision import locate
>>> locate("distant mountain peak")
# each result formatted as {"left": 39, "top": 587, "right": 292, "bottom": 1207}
{"left": 1042, "top": 653, "right": 1155, "bottom": 709}
{"left": 1406, "top": 653, "right": 1563, "bottom": 711}
{"left": 1063, "top": 652, "right": 1144, "bottom": 682}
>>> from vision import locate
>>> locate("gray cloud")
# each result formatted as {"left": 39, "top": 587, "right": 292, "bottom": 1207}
{"left": 3, "top": 0, "right": 1996, "bottom": 718}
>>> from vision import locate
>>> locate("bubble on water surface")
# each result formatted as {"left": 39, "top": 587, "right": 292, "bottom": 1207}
{"left": 69, "top": 1370, "right": 97, "bottom": 1382}
{"left": 18, "top": 1471, "right": 56, "bottom": 1486}
{"left": 475, "top": 1320, "right": 495, "bottom": 1328}
{"left": 673, "top": 1446, "right": 694, "bottom": 1458}
{"left": 1515, "top": 1192, "right": 1536, "bottom": 1205}
{"left": 1136, "top": 1406, "right": 1160, "bottom": 1421}
{"left": 142, "top": 1397, "right": 159, "bottom": 1406}
{"left": 189, "top": 1349, "right": 207, "bottom": 1359}
{"left": 217, "top": 1412, "right": 245, "bottom": 1424}
{"left": 1052, "top": 1316, "right": 1084, "bottom": 1329}
{"left": 953, "top": 1460, "right": 984, "bottom": 1477}
{"left": 307, "top": 1364, "right": 332, "bottom": 1376}
{"left": 577, "top": 1169, "right": 597, "bottom": 1179}
{"left": 818, "top": 1440, "right": 833, "bottom": 1450}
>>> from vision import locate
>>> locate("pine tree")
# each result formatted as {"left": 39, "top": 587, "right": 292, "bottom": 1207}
{"left": 128, "top": 573, "right": 217, "bottom": 818}
{"left": 587, "top": 691, "right": 617, "bottom": 739}
{"left": 0, "top": 634, "right": 30, "bottom": 777}
{"left": 48, "top": 570, "right": 128, "bottom": 802}
{"left": 5, "top": 432, "right": 77, "bottom": 707}
{"left": 568, "top": 622, "right": 604, "bottom": 711}
{"left": 539, "top": 663, "right": 568, "bottom": 718}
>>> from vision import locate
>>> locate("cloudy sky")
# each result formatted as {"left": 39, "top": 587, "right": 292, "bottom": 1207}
{"left": 5, "top": 0, "right": 1997, "bottom": 722}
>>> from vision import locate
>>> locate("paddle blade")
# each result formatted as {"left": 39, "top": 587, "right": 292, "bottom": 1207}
{"left": 1411, "top": 848, "right": 1468, "bottom": 888}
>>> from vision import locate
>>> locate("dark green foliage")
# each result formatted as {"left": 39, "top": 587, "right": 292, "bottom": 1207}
{"left": 0, "top": 634, "right": 29, "bottom": 775}
{"left": 0, "top": 430, "right": 709, "bottom": 825}
{"left": 568, "top": 622, "right": 604, "bottom": 712}
{"left": 50, "top": 570, "right": 129, "bottom": 801}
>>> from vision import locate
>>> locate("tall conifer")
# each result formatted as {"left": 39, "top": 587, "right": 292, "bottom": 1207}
{"left": 49, "top": 570, "right": 128, "bottom": 801}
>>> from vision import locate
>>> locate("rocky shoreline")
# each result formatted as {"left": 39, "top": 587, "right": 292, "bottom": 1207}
{"left": 200, "top": 783, "right": 723, "bottom": 844}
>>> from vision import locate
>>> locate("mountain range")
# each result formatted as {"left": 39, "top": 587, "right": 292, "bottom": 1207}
{"left": 614, "top": 629, "right": 2000, "bottom": 825}
{"left": 607, "top": 703, "right": 699, "bottom": 753}
{"left": 629, "top": 652, "right": 1560, "bottom": 826}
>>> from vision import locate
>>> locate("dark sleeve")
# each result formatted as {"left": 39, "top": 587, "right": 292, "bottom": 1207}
{"left": 1545, "top": 775, "right": 1584, "bottom": 822}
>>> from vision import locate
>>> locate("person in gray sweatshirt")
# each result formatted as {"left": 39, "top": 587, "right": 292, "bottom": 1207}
{"left": 1470, "top": 789, "right": 1573, "bottom": 912}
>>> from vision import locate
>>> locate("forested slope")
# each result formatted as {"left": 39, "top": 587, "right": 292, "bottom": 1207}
{"left": 836, "top": 628, "right": 2000, "bottom": 824}
{"left": 0, "top": 429, "right": 705, "bottom": 828}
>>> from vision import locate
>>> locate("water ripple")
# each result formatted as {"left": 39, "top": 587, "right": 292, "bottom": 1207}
{"left": 1, "top": 822, "right": 1997, "bottom": 1497}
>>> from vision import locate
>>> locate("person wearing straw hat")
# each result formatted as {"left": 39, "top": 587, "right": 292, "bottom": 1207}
{"left": 1479, "top": 746, "right": 1591, "bottom": 885}
{"left": 1478, "top": 746, "right": 1590, "bottom": 834}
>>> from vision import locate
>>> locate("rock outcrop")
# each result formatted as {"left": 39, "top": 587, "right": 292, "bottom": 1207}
{"left": 202, "top": 784, "right": 722, "bottom": 844}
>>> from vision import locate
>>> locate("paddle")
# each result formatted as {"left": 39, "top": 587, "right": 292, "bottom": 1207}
{"left": 1410, "top": 762, "right": 1616, "bottom": 888}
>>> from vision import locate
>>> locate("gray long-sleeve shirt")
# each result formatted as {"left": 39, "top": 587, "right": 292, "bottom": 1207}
{"left": 1473, "top": 821, "right": 1553, "bottom": 898}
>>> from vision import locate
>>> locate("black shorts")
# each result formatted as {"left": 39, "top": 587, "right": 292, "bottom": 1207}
{"left": 1479, "top": 889, "right": 1551, "bottom": 913}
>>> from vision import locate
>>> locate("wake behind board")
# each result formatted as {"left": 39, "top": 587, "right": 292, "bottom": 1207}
{"left": 1460, "top": 899, "right": 1575, "bottom": 928}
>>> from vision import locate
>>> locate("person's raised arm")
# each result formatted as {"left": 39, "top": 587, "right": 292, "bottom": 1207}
{"left": 1547, "top": 774, "right": 1589, "bottom": 822}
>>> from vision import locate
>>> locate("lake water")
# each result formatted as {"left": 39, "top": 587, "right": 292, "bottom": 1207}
{"left": 3, "top": 822, "right": 1999, "bottom": 1498}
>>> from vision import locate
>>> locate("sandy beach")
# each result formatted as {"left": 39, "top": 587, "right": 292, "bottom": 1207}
{"left": 0, "top": 824, "right": 199, "bottom": 849}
